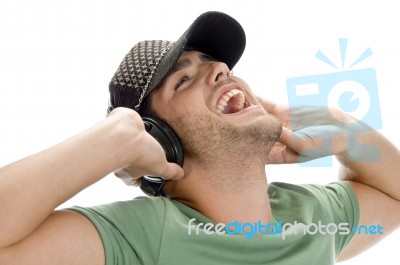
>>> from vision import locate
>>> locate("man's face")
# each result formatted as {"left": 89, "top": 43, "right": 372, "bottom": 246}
{"left": 151, "top": 51, "right": 282, "bottom": 166}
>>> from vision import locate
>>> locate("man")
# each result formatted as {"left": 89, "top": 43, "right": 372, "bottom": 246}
{"left": 0, "top": 11, "right": 398, "bottom": 265}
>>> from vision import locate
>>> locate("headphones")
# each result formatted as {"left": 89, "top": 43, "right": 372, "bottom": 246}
{"left": 107, "top": 94, "right": 184, "bottom": 196}
{"left": 139, "top": 117, "right": 184, "bottom": 196}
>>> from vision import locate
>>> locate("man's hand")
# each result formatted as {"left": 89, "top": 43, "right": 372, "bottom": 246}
{"left": 0, "top": 106, "right": 184, "bottom": 250}
{"left": 259, "top": 97, "right": 400, "bottom": 261}
{"left": 258, "top": 98, "right": 373, "bottom": 165}
{"left": 109, "top": 108, "right": 184, "bottom": 186}
{"left": 0, "top": 106, "right": 186, "bottom": 264}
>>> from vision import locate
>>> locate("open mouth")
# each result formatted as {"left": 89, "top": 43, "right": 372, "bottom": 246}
{"left": 216, "top": 88, "right": 251, "bottom": 115}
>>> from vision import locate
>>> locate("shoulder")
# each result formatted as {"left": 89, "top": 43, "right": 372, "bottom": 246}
{"left": 269, "top": 181, "right": 356, "bottom": 202}
{"left": 70, "top": 196, "right": 176, "bottom": 229}
{"left": 269, "top": 181, "right": 359, "bottom": 224}
{"left": 68, "top": 196, "right": 179, "bottom": 264}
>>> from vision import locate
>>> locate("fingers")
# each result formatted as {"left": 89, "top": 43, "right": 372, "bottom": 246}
{"left": 162, "top": 162, "right": 184, "bottom": 181}
{"left": 278, "top": 125, "right": 343, "bottom": 163}
{"left": 257, "top": 96, "right": 291, "bottom": 128}
{"left": 278, "top": 127, "right": 304, "bottom": 153}
{"left": 266, "top": 127, "right": 300, "bottom": 164}
{"left": 120, "top": 161, "right": 184, "bottom": 182}
{"left": 271, "top": 126, "right": 325, "bottom": 164}
{"left": 266, "top": 143, "right": 299, "bottom": 164}
{"left": 114, "top": 162, "right": 184, "bottom": 187}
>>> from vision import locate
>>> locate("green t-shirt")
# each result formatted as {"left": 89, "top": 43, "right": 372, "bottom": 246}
{"left": 70, "top": 181, "right": 359, "bottom": 265}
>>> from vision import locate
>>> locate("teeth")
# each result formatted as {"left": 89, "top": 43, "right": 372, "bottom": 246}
{"left": 217, "top": 88, "right": 246, "bottom": 114}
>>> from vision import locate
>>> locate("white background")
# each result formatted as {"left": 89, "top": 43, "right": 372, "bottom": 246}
{"left": 0, "top": 0, "right": 398, "bottom": 264}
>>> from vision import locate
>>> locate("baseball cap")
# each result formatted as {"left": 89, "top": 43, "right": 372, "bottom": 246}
{"left": 107, "top": 11, "right": 246, "bottom": 114}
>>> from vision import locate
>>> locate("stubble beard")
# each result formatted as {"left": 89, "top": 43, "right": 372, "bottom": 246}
{"left": 168, "top": 111, "right": 282, "bottom": 170}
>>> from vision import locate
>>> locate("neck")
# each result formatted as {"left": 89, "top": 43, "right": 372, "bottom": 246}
{"left": 167, "top": 157, "right": 273, "bottom": 225}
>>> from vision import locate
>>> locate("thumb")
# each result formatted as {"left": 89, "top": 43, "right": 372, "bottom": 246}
{"left": 278, "top": 127, "right": 304, "bottom": 153}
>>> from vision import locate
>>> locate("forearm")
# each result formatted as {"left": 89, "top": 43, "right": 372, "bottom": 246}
{"left": 337, "top": 129, "right": 400, "bottom": 200}
{"left": 0, "top": 113, "right": 137, "bottom": 248}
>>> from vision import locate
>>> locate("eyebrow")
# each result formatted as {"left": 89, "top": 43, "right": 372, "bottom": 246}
{"left": 169, "top": 58, "right": 192, "bottom": 76}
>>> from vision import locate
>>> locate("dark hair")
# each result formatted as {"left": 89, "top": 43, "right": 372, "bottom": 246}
{"left": 138, "top": 93, "right": 155, "bottom": 117}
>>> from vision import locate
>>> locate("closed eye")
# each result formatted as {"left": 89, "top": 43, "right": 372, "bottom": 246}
{"left": 175, "top": 75, "right": 192, "bottom": 90}
{"left": 200, "top": 53, "right": 217, "bottom": 63}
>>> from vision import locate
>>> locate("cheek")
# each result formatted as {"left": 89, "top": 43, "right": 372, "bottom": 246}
{"left": 152, "top": 84, "right": 209, "bottom": 120}
{"left": 157, "top": 95, "right": 204, "bottom": 121}
{"left": 176, "top": 90, "right": 208, "bottom": 114}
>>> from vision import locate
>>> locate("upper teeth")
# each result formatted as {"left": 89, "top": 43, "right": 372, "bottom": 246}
{"left": 217, "top": 88, "right": 245, "bottom": 114}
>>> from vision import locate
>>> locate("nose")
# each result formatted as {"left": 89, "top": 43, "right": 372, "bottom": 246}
{"left": 204, "top": 61, "right": 231, "bottom": 86}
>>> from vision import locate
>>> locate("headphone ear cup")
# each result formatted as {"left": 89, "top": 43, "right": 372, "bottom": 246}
{"left": 142, "top": 117, "right": 184, "bottom": 166}
{"left": 140, "top": 117, "right": 184, "bottom": 196}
